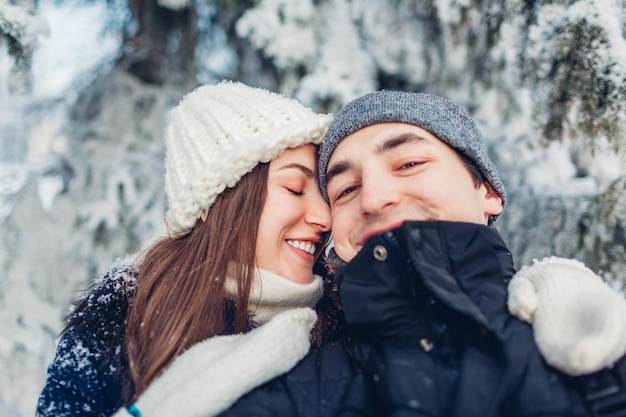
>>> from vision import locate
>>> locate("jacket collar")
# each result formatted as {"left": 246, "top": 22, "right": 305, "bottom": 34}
{"left": 399, "top": 221, "right": 514, "bottom": 329}
{"left": 338, "top": 221, "right": 515, "bottom": 332}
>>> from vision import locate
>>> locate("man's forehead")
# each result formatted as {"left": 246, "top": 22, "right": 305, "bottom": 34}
{"left": 328, "top": 124, "right": 439, "bottom": 164}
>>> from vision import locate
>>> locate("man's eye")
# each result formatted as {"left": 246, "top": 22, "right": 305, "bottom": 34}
{"left": 399, "top": 161, "right": 421, "bottom": 170}
{"left": 337, "top": 185, "right": 359, "bottom": 200}
{"left": 287, "top": 188, "right": 304, "bottom": 196}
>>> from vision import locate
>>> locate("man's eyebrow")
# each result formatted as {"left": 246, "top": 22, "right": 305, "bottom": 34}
{"left": 276, "top": 163, "right": 315, "bottom": 178}
{"left": 326, "top": 133, "right": 428, "bottom": 187}
{"left": 326, "top": 160, "right": 351, "bottom": 188}
{"left": 376, "top": 132, "right": 427, "bottom": 154}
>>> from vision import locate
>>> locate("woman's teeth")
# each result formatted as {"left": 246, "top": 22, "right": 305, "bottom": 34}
{"left": 287, "top": 240, "right": 316, "bottom": 255}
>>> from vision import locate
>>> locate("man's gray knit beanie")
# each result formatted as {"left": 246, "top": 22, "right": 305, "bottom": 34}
{"left": 319, "top": 90, "right": 506, "bottom": 225}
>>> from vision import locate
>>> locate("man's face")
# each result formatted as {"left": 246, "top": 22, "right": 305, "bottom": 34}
{"left": 326, "top": 122, "right": 503, "bottom": 262}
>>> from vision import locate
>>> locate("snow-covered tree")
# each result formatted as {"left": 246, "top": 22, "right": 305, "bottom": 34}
{"left": 523, "top": 0, "right": 626, "bottom": 157}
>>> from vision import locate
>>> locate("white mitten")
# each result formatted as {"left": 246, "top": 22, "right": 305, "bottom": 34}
{"left": 508, "top": 256, "right": 626, "bottom": 376}
{"left": 113, "top": 307, "right": 317, "bottom": 417}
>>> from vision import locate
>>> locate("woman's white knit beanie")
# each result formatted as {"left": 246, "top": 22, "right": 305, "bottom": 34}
{"left": 165, "top": 81, "right": 332, "bottom": 235}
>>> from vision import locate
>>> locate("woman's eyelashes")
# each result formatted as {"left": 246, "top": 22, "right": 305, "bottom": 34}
{"left": 286, "top": 187, "right": 305, "bottom": 196}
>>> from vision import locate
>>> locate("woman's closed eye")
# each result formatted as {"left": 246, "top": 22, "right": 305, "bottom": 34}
{"left": 286, "top": 187, "right": 305, "bottom": 196}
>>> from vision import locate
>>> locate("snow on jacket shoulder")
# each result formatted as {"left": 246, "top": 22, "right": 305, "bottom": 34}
{"left": 36, "top": 257, "right": 137, "bottom": 417}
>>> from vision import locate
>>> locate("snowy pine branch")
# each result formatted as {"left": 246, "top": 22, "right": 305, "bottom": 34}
{"left": 576, "top": 176, "right": 626, "bottom": 289}
{"left": 525, "top": 0, "right": 626, "bottom": 154}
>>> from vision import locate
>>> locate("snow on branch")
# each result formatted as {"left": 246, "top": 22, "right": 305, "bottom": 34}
{"left": 236, "top": 0, "right": 317, "bottom": 69}
{"left": 0, "top": 0, "right": 49, "bottom": 93}
{"left": 0, "top": 0, "right": 48, "bottom": 44}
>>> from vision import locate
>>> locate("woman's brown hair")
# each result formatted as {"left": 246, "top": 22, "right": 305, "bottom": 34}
{"left": 124, "top": 162, "right": 270, "bottom": 401}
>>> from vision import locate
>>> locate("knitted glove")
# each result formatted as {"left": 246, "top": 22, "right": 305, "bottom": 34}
{"left": 508, "top": 256, "right": 626, "bottom": 376}
{"left": 113, "top": 307, "right": 317, "bottom": 417}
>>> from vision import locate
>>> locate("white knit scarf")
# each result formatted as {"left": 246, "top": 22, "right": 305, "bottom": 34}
{"left": 224, "top": 267, "right": 324, "bottom": 324}
{"left": 111, "top": 264, "right": 323, "bottom": 417}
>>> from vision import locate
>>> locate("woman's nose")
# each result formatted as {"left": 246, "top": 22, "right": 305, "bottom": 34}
{"left": 306, "top": 194, "right": 332, "bottom": 232}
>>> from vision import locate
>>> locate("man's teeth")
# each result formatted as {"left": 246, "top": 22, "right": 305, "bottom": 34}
{"left": 287, "top": 240, "right": 316, "bottom": 255}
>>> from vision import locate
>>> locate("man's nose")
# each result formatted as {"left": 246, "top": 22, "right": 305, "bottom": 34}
{"left": 359, "top": 174, "right": 398, "bottom": 216}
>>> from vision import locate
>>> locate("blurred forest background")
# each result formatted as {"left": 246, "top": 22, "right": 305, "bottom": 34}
{"left": 1, "top": 0, "right": 625, "bottom": 415}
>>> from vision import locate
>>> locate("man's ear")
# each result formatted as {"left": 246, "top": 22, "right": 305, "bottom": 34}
{"left": 200, "top": 210, "right": 208, "bottom": 222}
{"left": 483, "top": 182, "right": 503, "bottom": 217}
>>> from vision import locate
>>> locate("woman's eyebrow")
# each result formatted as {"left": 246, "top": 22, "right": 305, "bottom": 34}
{"left": 276, "top": 163, "right": 315, "bottom": 178}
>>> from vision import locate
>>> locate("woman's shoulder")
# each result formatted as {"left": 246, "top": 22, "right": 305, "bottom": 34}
{"left": 65, "top": 254, "right": 139, "bottom": 338}
{"left": 37, "top": 256, "right": 139, "bottom": 416}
